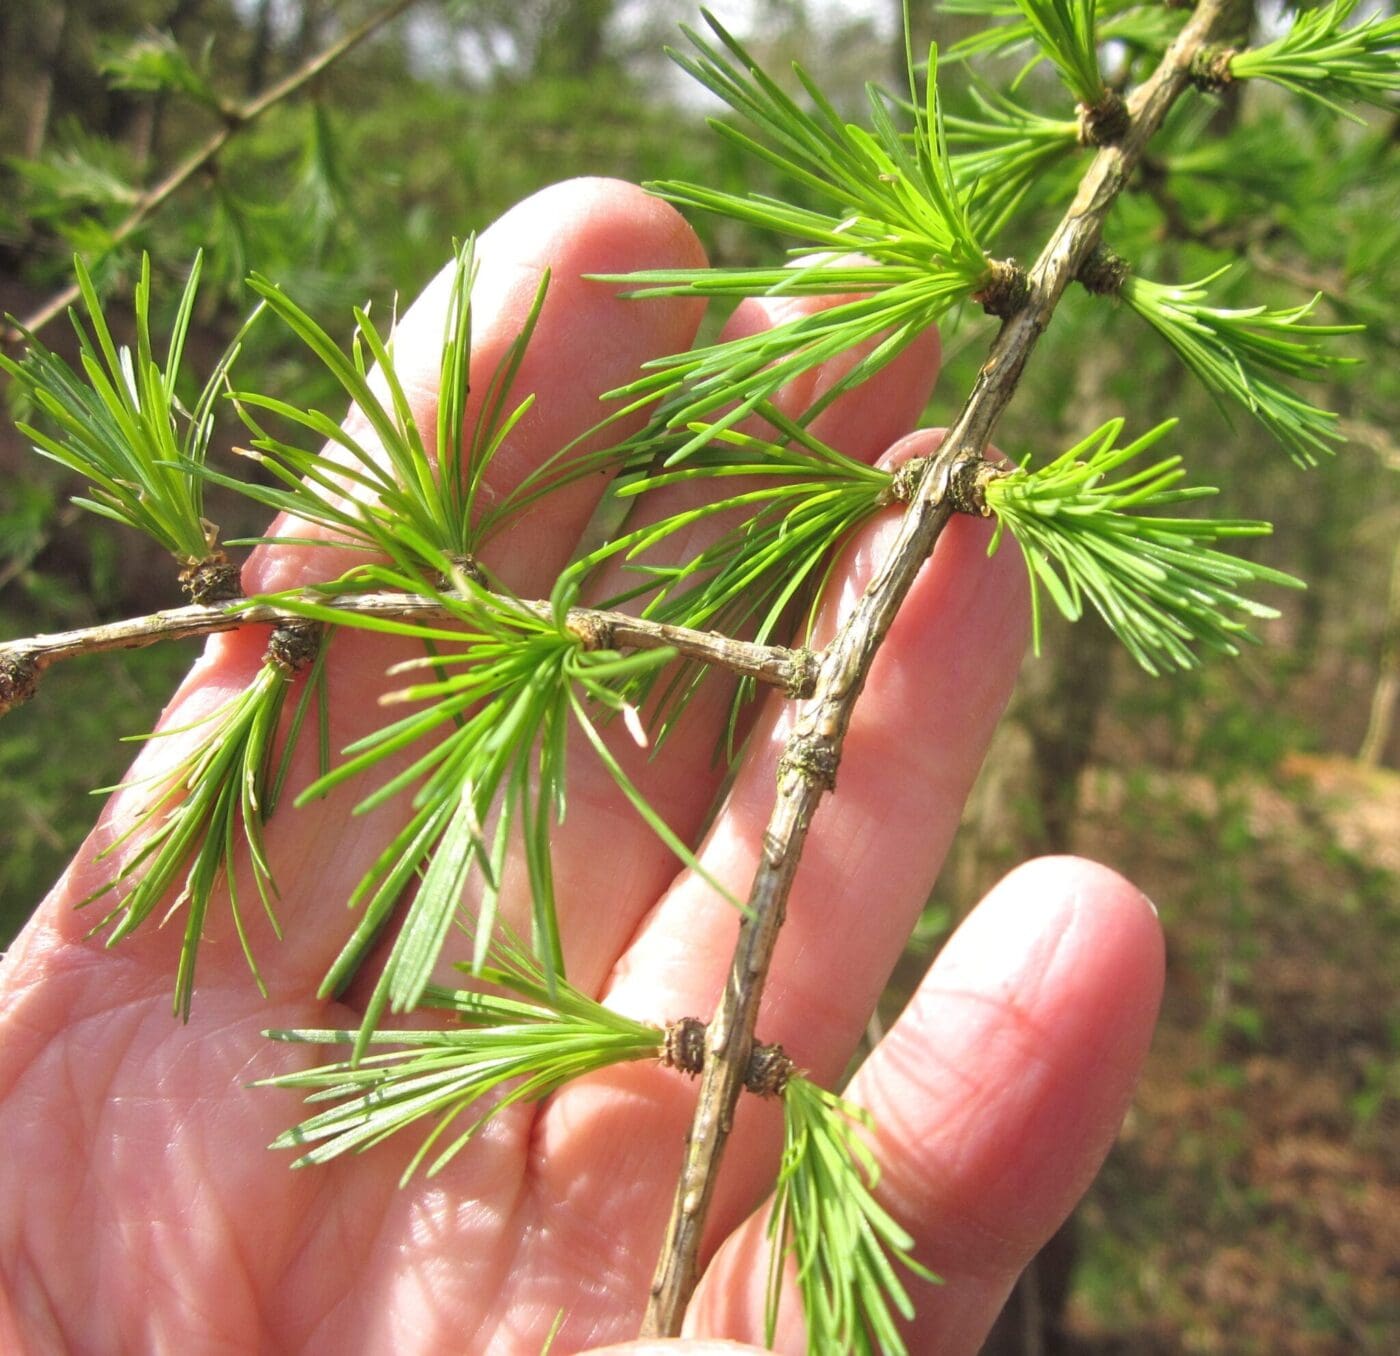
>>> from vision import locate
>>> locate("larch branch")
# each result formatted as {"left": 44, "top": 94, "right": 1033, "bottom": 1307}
{"left": 0, "top": 591, "right": 817, "bottom": 717}
{"left": 641, "top": 0, "right": 1242, "bottom": 1333}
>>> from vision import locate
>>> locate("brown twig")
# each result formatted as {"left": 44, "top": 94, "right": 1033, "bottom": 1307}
{"left": 641, "top": 0, "right": 1242, "bottom": 1334}
{"left": 0, "top": 590, "right": 817, "bottom": 717}
{"left": 3, "top": 0, "right": 423, "bottom": 350}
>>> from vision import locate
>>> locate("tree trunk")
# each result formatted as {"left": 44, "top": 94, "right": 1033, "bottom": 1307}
{"left": 1359, "top": 527, "right": 1400, "bottom": 767}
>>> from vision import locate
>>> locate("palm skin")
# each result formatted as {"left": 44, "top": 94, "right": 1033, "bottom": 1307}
{"left": 0, "top": 180, "right": 1163, "bottom": 1355}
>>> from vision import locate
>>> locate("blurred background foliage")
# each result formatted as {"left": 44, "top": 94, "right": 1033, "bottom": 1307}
{"left": 1, "top": 1, "right": 1396, "bottom": 1351}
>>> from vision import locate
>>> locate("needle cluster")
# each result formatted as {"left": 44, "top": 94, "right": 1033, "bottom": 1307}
{"left": 984, "top": 419, "right": 1303, "bottom": 674}
{"left": 263, "top": 938, "right": 665, "bottom": 1182}
{"left": 588, "top": 406, "right": 891, "bottom": 752}
{"left": 264, "top": 568, "right": 699, "bottom": 1051}
{"left": 1214, "top": 0, "right": 1400, "bottom": 120}
{"left": 945, "top": 86, "right": 1079, "bottom": 235}
{"left": 765, "top": 1077, "right": 936, "bottom": 1356}
{"left": 209, "top": 236, "right": 548, "bottom": 571}
{"left": 600, "top": 12, "right": 991, "bottom": 456}
{"left": 1116, "top": 267, "right": 1360, "bottom": 466}
{"left": 0, "top": 253, "right": 254, "bottom": 592}
{"left": 86, "top": 642, "right": 328, "bottom": 1017}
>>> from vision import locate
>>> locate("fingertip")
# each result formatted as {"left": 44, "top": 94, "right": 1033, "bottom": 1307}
{"left": 466, "top": 176, "right": 709, "bottom": 387}
{"left": 930, "top": 855, "right": 1165, "bottom": 1050}
{"left": 855, "top": 851, "right": 1165, "bottom": 1260}
{"left": 479, "top": 176, "right": 708, "bottom": 292}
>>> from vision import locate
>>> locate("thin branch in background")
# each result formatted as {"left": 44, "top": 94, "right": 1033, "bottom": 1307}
{"left": 1358, "top": 529, "right": 1400, "bottom": 767}
{"left": 24, "top": 0, "right": 70, "bottom": 159}
{"left": 2, "top": 0, "right": 424, "bottom": 350}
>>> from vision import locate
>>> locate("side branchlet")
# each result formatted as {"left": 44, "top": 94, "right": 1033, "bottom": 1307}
{"left": 0, "top": 252, "right": 258, "bottom": 597}
{"left": 983, "top": 418, "right": 1304, "bottom": 674}
{"left": 82, "top": 636, "right": 330, "bottom": 1020}
{"left": 1198, "top": 0, "right": 1400, "bottom": 121}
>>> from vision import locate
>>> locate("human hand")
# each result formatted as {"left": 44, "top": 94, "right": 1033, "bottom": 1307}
{"left": 0, "top": 179, "right": 1163, "bottom": 1354}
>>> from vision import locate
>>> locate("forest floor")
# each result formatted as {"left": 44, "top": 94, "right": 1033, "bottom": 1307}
{"left": 1054, "top": 753, "right": 1400, "bottom": 1354}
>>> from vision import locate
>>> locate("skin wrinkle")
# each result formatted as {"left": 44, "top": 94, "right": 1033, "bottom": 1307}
{"left": 871, "top": 869, "right": 1161, "bottom": 1240}
{"left": 289, "top": 1170, "right": 401, "bottom": 1353}
{"left": 514, "top": 1182, "right": 642, "bottom": 1348}
{"left": 865, "top": 991, "right": 1064, "bottom": 1218}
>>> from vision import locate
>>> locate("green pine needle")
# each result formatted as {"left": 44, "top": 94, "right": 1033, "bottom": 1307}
{"left": 598, "top": 13, "right": 986, "bottom": 457}
{"left": 984, "top": 418, "right": 1305, "bottom": 675}
{"left": 261, "top": 937, "right": 664, "bottom": 1183}
{"left": 99, "top": 29, "right": 223, "bottom": 113}
{"left": 255, "top": 565, "right": 731, "bottom": 1053}
{"left": 82, "top": 645, "right": 331, "bottom": 1019}
{"left": 946, "top": 85, "right": 1080, "bottom": 237}
{"left": 1006, "top": 0, "right": 1106, "bottom": 108}
{"left": 582, "top": 404, "right": 889, "bottom": 756}
{"left": 766, "top": 1077, "right": 937, "bottom": 1356}
{"left": 1119, "top": 270, "right": 1361, "bottom": 466}
{"left": 285, "top": 574, "right": 604, "bottom": 1036}
{"left": 1, "top": 252, "right": 255, "bottom": 568}
{"left": 1226, "top": 0, "right": 1400, "bottom": 121}
{"left": 221, "top": 237, "right": 548, "bottom": 571}
{"left": 944, "top": 0, "right": 1181, "bottom": 75}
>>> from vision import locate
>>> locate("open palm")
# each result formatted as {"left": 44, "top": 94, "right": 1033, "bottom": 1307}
{"left": 0, "top": 180, "right": 1163, "bottom": 1355}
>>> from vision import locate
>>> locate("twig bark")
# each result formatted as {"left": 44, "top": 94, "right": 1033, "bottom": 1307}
{"left": 641, "top": 0, "right": 1242, "bottom": 1334}
{"left": 0, "top": 591, "right": 816, "bottom": 716}
{"left": 3, "top": 0, "right": 423, "bottom": 349}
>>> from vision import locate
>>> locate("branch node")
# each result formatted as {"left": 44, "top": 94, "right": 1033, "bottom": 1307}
{"left": 1077, "top": 243, "right": 1131, "bottom": 297}
{"left": 881, "top": 457, "right": 928, "bottom": 506}
{"left": 566, "top": 610, "right": 616, "bottom": 651}
{"left": 944, "top": 457, "right": 1000, "bottom": 517}
{"left": 1077, "top": 90, "right": 1131, "bottom": 147}
{"left": 1191, "top": 45, "right": 1236, "bottom": 92}
{"left": 660, "top": 1017, "right": 794, "bottom": 1097}
{"left": 661, "top": 1017, "right": 708, "bottom": 1076}
{"left": 181, "top": 554, "right": 242, "bottom": 605}
{"left": 441, "top": 554, "right": 487, "bottom": 589}
{"left": 266, "top": 621, "right": 323, "bottom": 676}
{"left": 973, "top": 258, "right": 1031, "bottom": 320}
{"left": 0, "top": 652, "right": 40, "bottom": 716}
{"left": 784, "top": 647, "right": 821, "bottom": 700}
{"left": 743, "top": 1040, "right": 793, "bottom": 1098}
{"left": 777, "top": 731, "right": 838, "bottom": 791}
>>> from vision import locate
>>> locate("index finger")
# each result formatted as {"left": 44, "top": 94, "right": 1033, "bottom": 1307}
{"left": 23, "top": 178, "right": 708, "bottom": 1006}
